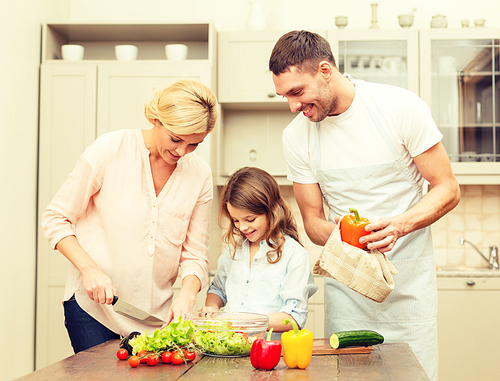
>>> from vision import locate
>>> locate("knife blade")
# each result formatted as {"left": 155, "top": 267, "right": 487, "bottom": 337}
{"left": 112, "top": 296, "right": 166, "bottom": 326}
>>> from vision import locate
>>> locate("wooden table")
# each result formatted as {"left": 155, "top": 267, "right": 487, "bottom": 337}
{"left": 16, "top": 339, "right": 429, "bottom": 381}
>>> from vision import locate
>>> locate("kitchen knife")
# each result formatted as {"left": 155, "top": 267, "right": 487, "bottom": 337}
{"left": 112, "top": 296, "right": 166, "bottom": 326}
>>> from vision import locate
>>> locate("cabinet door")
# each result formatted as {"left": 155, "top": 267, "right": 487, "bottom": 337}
{"left": 37, "top": 63, "right": 97, "bottom": 368}
{"left": 438, "top": 288, "right": 500, "bottom": 380}
{"left": 218, "top": 31, "right": 292, "bottom": 104}
{"left": 96, "top": 62, "right": 213, "bottom": 163}
{"left": 328, "top": 29, "right": 419, "bottom": 95}
{"left": 420, "top": 29, "right": 500, "bottom": 184}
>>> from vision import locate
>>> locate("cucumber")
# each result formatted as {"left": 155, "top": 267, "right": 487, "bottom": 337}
{"left": 329, "top": 330, "right": 384, "bottom": 349}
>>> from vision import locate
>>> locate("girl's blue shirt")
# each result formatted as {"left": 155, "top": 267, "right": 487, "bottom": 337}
{"left": 207, "top": 235, "right": 318, "bottom": 330}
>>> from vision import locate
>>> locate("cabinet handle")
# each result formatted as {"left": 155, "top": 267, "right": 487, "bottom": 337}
{"left": 466, "top": 280, "right": 476, "bottom": 286}
{"left": 267, "top": 93, "right": 276, "bottom": 98}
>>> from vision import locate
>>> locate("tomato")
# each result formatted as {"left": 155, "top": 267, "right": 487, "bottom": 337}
{"left": 146, "top": 354, "right": 159, "bottom": 366}
{"left": 161, "top": 351, "right": 172, "bottom": 363}
{"left": 171, "top": 351, "right": 184, "bottom": 365}
{"left": 137, "top": 350, "right": 148, "bottom": 364}
{"left": 116, "top": 348, "right": 129, "bottom": 360}
{"left": 184, "top": 349, "right": 196, "bottom": 362}
{"left": 128, "top": 355, "right": 140, "bottom": 368}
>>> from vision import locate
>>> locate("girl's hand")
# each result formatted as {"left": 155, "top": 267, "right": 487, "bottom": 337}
{"left": 81, "top": 267, "right": 116, "bottom": 305}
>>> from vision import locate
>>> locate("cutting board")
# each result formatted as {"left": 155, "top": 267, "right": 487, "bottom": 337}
{"left": 311, "top": 338, "right": 373, "bottom": 355}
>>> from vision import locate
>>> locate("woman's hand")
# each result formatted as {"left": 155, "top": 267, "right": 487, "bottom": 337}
{"left": 164, "top": 294, "right": 196, "bottom": 325}
{"left": 163, "top": 275, "right": 201, "bottom": 326}
{"left": 81, "top": 266, "right": 116, "bottom": 305}
{"left": 55, "top": 235, "right": 116, "bottom": 304}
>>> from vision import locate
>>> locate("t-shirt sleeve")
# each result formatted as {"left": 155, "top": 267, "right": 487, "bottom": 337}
{"left": 282, "top": 119, "right": 318, "bottom": 184}
{"left": 391, "top": 87, "right": 443, "bottom": 157}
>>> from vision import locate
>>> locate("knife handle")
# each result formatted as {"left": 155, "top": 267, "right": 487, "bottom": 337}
{"left": 112, "top": 296, "right": 118, "bottom": 305}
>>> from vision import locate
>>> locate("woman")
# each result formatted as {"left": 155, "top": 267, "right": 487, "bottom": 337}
{"left": 42, "top": 79, "right": 218, "bottom": 353}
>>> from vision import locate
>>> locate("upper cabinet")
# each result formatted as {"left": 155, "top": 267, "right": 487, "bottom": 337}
{"left": 420, "top": 28, "right": 500, "bottom": 184}
{"left": 327, "top": 29, "right": 419, "bottom": 95}
{"left": 217, "top": 30, "right": 290, "bottom": 105}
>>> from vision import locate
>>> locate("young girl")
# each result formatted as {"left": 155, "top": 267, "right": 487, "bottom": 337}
{"left": 203, "top": 167, "right": 318, "bottom": 334}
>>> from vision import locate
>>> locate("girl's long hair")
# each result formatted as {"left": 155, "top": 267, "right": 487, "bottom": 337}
{"left": 219, "top": 167, "right": 301, "bottom": 264}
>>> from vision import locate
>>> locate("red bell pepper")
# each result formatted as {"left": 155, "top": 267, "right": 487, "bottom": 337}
{"left": 340, "top": 207, "right": 370, "bottom": 249}
{"left": 250, "top": 328, "right": 282, "bottom": 370}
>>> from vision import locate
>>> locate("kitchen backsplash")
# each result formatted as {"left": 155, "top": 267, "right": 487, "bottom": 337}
{"left": 280, "top": 185, "right": 500, "bottom": 270}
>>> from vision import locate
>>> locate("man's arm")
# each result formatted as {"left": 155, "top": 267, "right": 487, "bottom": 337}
{"left": 362, "top": 142, "right": 460, "bottom": 252}
{"left": 293, "top": 182, "right": 335, "bottom": 246}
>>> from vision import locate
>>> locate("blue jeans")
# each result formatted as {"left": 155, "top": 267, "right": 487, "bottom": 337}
{"left": 63, "top": 295, "right": 120, "bottom": 353}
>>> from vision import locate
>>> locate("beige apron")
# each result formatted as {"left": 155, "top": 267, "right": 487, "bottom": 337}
{"left": 317, "top": 82, "right": 438, "bottom": 381}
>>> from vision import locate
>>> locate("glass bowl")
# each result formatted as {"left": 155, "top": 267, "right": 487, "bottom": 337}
{"left": 187, "top": 311, "right": 269, "bottom": 357}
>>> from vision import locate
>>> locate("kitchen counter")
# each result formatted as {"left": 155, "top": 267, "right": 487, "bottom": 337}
{"left": 15, "top": 339, "right": 429, "bottom": 381}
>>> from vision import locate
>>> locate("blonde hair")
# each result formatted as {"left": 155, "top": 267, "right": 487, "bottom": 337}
{"left": 219, "top": 167, "right": 301, "bottom": 264}
{"left": 144, "top": 79, "right": 218, "bottom": 134}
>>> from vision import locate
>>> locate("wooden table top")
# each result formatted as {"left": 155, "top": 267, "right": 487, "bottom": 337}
{"left": 16, "top": 339, "right": 429, "bottom": 381}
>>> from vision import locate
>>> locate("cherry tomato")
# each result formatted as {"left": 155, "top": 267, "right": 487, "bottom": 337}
{"left": 146, "top": 354, "right": 159, "bottom": 366}
{"left": 128, "top": 355, "right": 140, "bottom": 368}
{"left": 171, "top": 351, "right": 184, "bottom": 365}
{"left": 184, "top": 350, "right": 196, "bottom": 362}
{"left": 161, "top": 351, "right": 172, "bottom": 363}
{"left": 116, "top": 348, "right": 129, "bottom": 360}
{"left": 137, "top": 350, "right": 148, "bottom": 364}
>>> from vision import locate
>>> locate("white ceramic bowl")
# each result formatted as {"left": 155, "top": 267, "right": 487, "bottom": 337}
{"left": 335, "top": 16, "right": 348, "bottom": 29}
{"left": 398, "top": 14, "right": 414, "bottom": 28}
{"left": 115, "top": 45, "right": 138, "bottom": 61}
{"left": 61, "top": 44, "right": 84, "bottom": 61}
{"left": 165, "top": 44, "right": 188, "bottom": 61}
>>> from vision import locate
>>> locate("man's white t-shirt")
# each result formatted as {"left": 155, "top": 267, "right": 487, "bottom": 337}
{"left": 282, "top": 79, "right": 443, "bottom": 190}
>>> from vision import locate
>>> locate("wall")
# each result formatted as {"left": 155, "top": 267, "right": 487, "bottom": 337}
{"left": 68, "top": 0, "right": 500, "bottom": 31}
{"left": 433, "top": 185, "right": 500, "bottom": 268}
{"left": 2, "top": 0, "right": 499, "bottom": 379}
{"left": 0, "top": 2, "right": 68, "bottom": 380}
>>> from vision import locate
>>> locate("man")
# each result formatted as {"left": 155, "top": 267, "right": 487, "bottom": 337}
{"left": 269, "top": 30, "right": 460, "bottom": 381}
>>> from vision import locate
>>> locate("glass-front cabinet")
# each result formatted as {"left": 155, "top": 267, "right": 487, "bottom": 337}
{"left": 327, "top": 29, "right": 419, "bottom": 95}
{"left": 420, "top": 29, "right": 500, "bottom": 184}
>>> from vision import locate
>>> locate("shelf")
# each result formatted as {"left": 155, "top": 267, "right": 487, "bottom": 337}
{"left": 42, "top": 22, "right": 215, "bottom": 62}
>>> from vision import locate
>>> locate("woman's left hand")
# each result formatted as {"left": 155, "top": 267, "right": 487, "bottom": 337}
{"left": 162, "top": 274, "right": 201, "bottom": 327}
{"left": 163, "top": 296, "right": 196, "bottom": 326}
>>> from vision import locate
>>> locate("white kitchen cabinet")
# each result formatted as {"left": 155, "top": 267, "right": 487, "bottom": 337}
{"left": 327, "top": 28, "right": 419, "bottom": 95}
{"left": 437, "top": 275, "right": 500, "bottom": 381}
{"left": 216, "top": 31, "right": 327, "bottom": 185}
{"left": 420, "top": 28, "right": 500, "bottom": 184}
{"left": 36, "top": 22, "right": 217, "bottom": 369}
{"left": 217, "top": 30, "right": 292, "bottom": 105}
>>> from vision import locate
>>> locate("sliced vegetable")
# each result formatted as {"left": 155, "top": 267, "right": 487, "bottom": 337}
{"left": 329, "top": 330, "right": 384, "bottom": 349}
{"left": 193, "top": 320, "right": 255, "bottom": 356}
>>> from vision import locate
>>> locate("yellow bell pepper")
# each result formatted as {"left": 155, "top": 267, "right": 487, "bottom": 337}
{"left": 281, "top": 319, "right": 314, "bottom": 369}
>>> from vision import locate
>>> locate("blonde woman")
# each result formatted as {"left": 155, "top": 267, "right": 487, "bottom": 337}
{"left": 43, "top": 80, "right": 218, "bottom": 353}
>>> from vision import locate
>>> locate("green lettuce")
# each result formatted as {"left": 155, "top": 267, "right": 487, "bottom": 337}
{"left": 193, "top": 321, "right": 255, "bottom": 356}
{"left": 129, "top": 317, "right": 195, "bottom": 354}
